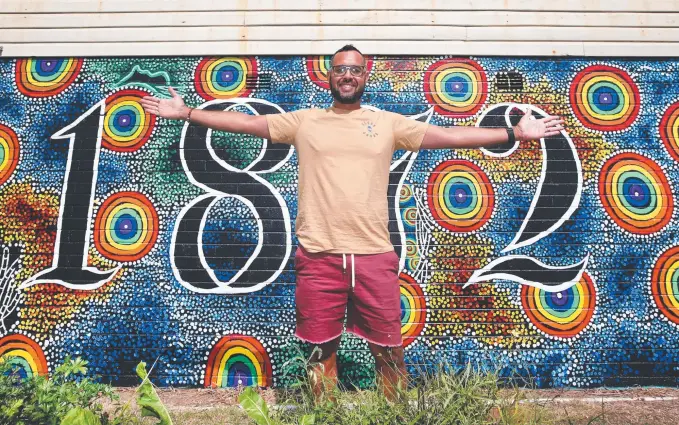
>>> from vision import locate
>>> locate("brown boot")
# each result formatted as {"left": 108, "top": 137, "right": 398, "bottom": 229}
{"left": 309, "top": 351, "right": 338, "bottom": 403}
{"left": 307, "top": 338, "right": 340, "bottom": 403}
{"left": 379, "top": 362, "right": 407, "bottom": 401}
{"left": 369, "top": 344, "right": 408, "bottom": 402}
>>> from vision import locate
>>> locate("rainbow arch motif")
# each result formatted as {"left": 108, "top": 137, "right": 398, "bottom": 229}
{"left": 0, "top": 334, "right": 48, "bottom": 379}
{"left": 0, "top": 124, "right": 20, "bottom": 186}
{"left": 399, "top": 273, "right": 426, "bottom": 347}
{"left": 204, "top": 335, "right": 272, "bottom": 388}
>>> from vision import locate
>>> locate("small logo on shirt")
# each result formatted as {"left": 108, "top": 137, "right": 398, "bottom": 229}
{"left": 362, "top": 120, "right": 378, "bottom": 138}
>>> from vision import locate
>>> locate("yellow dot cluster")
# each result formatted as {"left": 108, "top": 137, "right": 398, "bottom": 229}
{"left": 0, "top": 182, "right": 122, "bottom": 340}
{"left": 371, "top": 58, "right": 434, "bottom": 93}
{"left": 422, "top": 228, "right": 540, "bottom": 348}
{"left": 487, "top": 77, "right": 616, "bottom": 183}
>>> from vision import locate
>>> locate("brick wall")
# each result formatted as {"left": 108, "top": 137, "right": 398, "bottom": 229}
{"left": 0, "top": 55, "right": 677, "bottom": 388}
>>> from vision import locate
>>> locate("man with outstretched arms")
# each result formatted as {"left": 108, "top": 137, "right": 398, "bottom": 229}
{"left": 141, "top": 45, "right": 564, "bottom": 400}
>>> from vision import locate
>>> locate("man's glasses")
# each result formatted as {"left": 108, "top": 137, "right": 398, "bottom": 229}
{"left": 331, "top": 65, "right": 366, "bottom": 76}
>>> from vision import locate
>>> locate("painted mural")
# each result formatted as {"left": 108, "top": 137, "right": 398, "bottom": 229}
{"left": 0, "top": 55, "right": 677, "bottom": 389}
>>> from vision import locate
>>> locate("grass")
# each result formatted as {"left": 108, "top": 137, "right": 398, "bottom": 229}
{"left": 108, "top": 385, "right": 678, "bottom": 425}
{"left": 233, "top": 349, "right": 679, "bottom": 425}
{"left": 3, "top": 352, "right": 674, "bottom": 425}
{"left": 124, "top": 385, "right": 678, "bottom": 425}
{"left": 236, "top": 350, "right": 555, "bottom": 425}
{"left": 169, "top": 408, "right": 250, "bottom": 425}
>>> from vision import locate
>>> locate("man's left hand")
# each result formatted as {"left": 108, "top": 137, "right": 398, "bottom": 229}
{"left": 515, "top": 109, "right": 565, "bottom": 141}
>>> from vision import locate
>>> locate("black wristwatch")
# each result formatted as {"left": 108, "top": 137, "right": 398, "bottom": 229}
{"left": 506, "top": 127, "right": 516, "bottom": 145}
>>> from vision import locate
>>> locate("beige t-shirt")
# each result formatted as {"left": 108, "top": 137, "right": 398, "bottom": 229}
{"left": 266, "top": 106, "right": 429, "bottom": 254}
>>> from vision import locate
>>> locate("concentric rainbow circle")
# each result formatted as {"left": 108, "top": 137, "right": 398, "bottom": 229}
{"left": 406, "top": 257, "right": 419, "bottom": 272}
{"left": 204, "top": 335, "right": 272, "bottom": 388}
{"left": 404, "top": 236, "right": 420, "bottom": 271}
{"left": 305, "top": 55, "right": 374, "bottom": 90}
{"left": 194, "top": 57, "right": 257, "bottom": 100}
{"left": 400, "top": 273, "right": 426, "bottom": 347}
{"left": 651, "top": 246, "right": 679, "bottom": 325}
{"left": 103, "top": 89, "right": 156, "bottom": 152}
{"left": 94, "top": 191, "right": 159, "bottom": 262}
{"left": 569, "top": 64, "right": 640, "bottom": 131}
{"left": 599, "top": 152, "right": 673, "bottom": 235}
{"left": 427, "top": 160, "right": 494, "bottom": 232}
{"left": 424, "top": 59, "right": 488, "bottom": 117}
{"left": 0, "top": 334, "right": 48, "bottom": 380}
{"left": 0, "top": 124, "right": 20, "bottom": 186}
{"left": 15, "top": 58, "right": 82, "bottom": 97}
{"left": 660, "top": 102, "right": 679, "bottom": 162}
{"left": 405, "top": 236, "right": 418, "bottom": 258}
{"left": 399, "top": 184, "right": 414, "bottom": 204}
{"left": 521, "top": 273, "right": 596, "bottom": 338}
{"left": 402, "top": 206, "right": 417, "bottom": 228}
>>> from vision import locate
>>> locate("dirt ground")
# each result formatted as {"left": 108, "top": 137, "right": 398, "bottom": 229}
{"left": 112, "top": 386, "right": 679, "bottom": 425}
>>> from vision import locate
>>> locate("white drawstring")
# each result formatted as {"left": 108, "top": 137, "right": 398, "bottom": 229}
{"left": 342, "top": 254, "right": 356, "bottom": 289}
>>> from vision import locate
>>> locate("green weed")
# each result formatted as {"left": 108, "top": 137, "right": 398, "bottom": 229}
{"left": 0, "top": 355, "right": 174, "bottom": 425}
{"left": 0, "top": 355, "right": 138, "bottom": 425}
{"left": 238, "top": 350, "right": 552, "bottom": 425}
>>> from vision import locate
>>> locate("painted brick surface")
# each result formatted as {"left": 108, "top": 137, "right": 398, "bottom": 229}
{"left": 0, "top": 55, "right": 677, "bottom": 388}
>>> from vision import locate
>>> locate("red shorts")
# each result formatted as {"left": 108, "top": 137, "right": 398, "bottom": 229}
{"left": 293, "top": 245, "right": 402, "bottom": 347}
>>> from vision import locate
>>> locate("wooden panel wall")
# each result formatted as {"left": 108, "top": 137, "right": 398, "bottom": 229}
{"left": 1, "top": 0, "right": 678, "bottom": 56}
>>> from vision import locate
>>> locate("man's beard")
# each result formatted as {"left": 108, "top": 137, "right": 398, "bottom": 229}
{"left": 330, "top": 80, "right": 365, "bottom": 104}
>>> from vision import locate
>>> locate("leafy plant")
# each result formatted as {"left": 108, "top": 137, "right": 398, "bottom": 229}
{"left": 134, "top": 361, "right": 172, "bottom": 425}
{"left": 238, "top": 386, "right": 314, "bottom": 425}
{"left": 0, "top": 355, "right": 139, "bottom": 425}
{"left": 238, "top": 387, "right": 273, "bottom": 425}
{"left": 60, "top": 407, "right": 101, "bottom": 425}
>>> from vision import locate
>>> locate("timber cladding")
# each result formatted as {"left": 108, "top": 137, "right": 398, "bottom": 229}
{"left": 1, "top": 0, "right": 679, "bottom": 56}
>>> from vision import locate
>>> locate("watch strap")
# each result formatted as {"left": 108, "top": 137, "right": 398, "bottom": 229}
{"left": 506, "top": 127, "right": 516, "bottom": 145}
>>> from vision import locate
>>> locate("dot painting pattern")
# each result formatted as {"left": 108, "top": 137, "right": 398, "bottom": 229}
{"left": 660, "top": 102, "right": 679, "bottom": 162}
{"left": 399, "top": 184, "right": 414, "bottom": 204}
{"left": 424, "top": 58, "right": 488, "bottom": 117}
{"left": 651, "top": 246, "right": 679, "bottom": 326}
{"left": 0, "top": 55, "right": 678, "bottom": 389}
{"left": 402, "top": 206, "right": 417, "bottom": 228}
{"left": 305, "top": 56, "right": 333, "bottom": 90}
{"left": 399, "top": 273, "right": 426, "bottom": 347}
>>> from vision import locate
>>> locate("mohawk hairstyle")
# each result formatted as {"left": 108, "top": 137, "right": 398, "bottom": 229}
{"left": 330, "top": 44, "right": 366, "bottom": 65}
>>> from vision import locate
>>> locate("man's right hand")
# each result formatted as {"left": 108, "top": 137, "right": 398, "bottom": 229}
{"left": 139, "top": 87, "right": 273, "bottom": 139}
{"left": 140, "top": 87, "right": 190, "bottom": 121}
